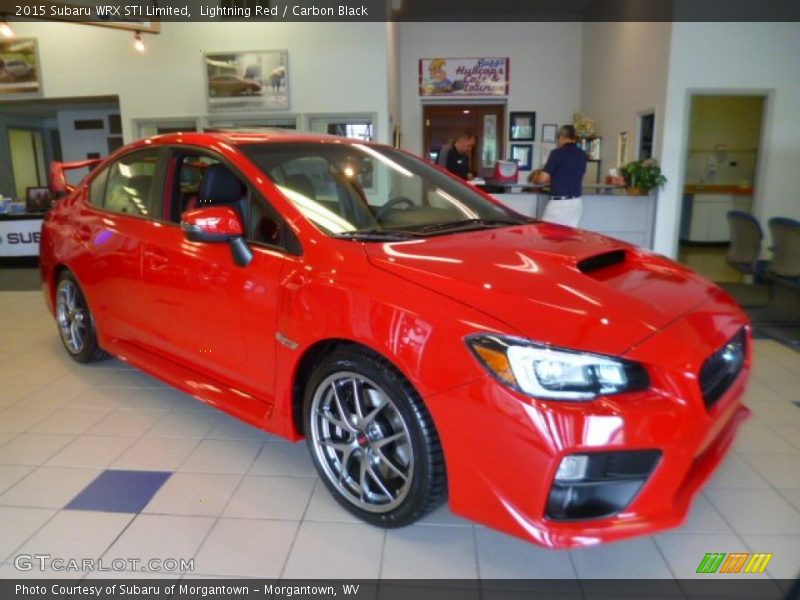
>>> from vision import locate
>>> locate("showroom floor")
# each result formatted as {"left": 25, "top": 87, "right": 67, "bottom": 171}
{"left": 0, "top": 291, "right": 798, "bottom": 590}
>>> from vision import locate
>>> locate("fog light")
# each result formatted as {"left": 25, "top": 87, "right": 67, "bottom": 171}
{"left": 546, "top": 450, "right": 661, "bottom": 521}
{"left": 555, "top": 455, "right": 589, "bottom": 482}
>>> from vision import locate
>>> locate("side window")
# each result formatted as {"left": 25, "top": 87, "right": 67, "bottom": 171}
{"left": 88, "top": 167, "right": 108, "bottom": 207}
{"left": 169, "top": 149, "right": 298, "bottom": 253}
{"left": 103, "top": 150, "right": 161, "bottom": 217}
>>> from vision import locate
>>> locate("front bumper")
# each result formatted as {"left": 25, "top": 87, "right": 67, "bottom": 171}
{"left": 427, "top": 314, "right": 751, "bottom": 548}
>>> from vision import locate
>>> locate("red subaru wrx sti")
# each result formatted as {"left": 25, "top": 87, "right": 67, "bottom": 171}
{"left": 40, "top": 132, "right": 751, "bottom": 548}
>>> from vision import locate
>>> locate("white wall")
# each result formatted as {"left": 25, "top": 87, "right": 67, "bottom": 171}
{"left": 580, "top": 22, "right": 671, "bottom": 171}
{"left": 9, "top": 21, "right": 390, "bottom": 143}
{"left": 657, "top": 22, "right": 800, "bottom": 256}
{"left": 56, "top": 107, "right": 118, "bottom": 159}
{"left": 397, "top": 22, "right": 583, "bottom": 169}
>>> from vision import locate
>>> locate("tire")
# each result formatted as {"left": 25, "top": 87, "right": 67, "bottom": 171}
{"left": 54, "top": 271, "right": 108, "bottom": 363}
{"left": 303, "top": 347, "right": 446, "bottom": 527}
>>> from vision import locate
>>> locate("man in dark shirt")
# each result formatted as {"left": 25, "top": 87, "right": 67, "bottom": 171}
{"left": 531, "top": 125, "right": 587, "bottom": 226}
{"left": 437, "top": 130, "right": 476, "bottom": 180}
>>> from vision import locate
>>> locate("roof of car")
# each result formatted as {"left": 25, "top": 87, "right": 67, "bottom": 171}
{"left": 143, "top": 130, "right": 364, "bottom": 147}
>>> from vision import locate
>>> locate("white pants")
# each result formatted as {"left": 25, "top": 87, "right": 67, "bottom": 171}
{"left": 542, "top": 197, "right": 583, "bottom": 227}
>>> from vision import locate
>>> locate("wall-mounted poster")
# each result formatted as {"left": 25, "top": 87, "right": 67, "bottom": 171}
{"left": 0, "top": 38, "right": 42, "bottom": 98}
{"left": 205, "top": 49, "right": 288, "bottom": 111}
{"left": 419, "top": 58, "right": 509, "bottom": 97}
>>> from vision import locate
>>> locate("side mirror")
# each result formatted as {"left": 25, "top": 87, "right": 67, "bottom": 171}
{"left": 181, "top": 206, "right": 253, "bottom": 267}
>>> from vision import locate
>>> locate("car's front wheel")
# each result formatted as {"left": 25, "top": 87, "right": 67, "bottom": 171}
{"left": 303, "top": 348, "right": 446, "bottom": 527}
{"left": 55, "top": 271, "right": 107, "bottom": 363}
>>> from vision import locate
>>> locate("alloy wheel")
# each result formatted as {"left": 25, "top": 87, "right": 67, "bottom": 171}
{"left": 56, "top": 278, "right": 88, "bottom": 355}
{"left": 309, "top": 371, "right": 414, "bottom": 513}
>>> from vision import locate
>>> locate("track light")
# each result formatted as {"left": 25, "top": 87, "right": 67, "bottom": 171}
{"left": 133, "top": 31, "right": 145, "bottom": 53}
{"left": 0, "top": 17, "right": 14, "bottom": 38}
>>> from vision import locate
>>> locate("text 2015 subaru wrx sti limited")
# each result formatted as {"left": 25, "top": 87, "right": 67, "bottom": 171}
{"left": 41, "top": 132, "right": 751, "bottom": 548}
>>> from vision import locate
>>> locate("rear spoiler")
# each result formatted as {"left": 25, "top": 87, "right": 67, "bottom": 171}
{"left": 49, "top": 158, "right": 104, "bottom": 196}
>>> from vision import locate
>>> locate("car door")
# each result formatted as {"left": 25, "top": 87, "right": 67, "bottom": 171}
{"left": 68, "top": 147, "right": 165, "bottom": 343}
{"left": 137, "top": 147, "right": 291, "bottom": 408}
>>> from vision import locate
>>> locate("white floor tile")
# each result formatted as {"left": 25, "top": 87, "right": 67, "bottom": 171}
{"left": 28, "top": 408, "right": 111, "bottom": 435}
{"left": 0, "top": 434, "right": 76, "bottom": 466}
{"left": 733, "top": 418, "right": 798, "bottom": 454}
{"left": 0, "top": 406, "right": 58, "bottom": 433}
{"left": 193, "top": 518, "right": 298, "bottom": 577}
{"left": 706, "top": 453, "right": 770, "bottom": 489}
{"left": 0, "top": 506, "right": 55, "bottom": 561}
{"left": 45, "top": 436, "right": 135, "bottom": 469}
{"left": 248, "top": 440, "right": 316, "bottom": 477}
{"left": 206, "top": 415, "right": 272, "bottom": 442}
{"left": 223, "top": 475, "right": 315, "bottom": 520}
{"left": 677, "top": 494, "right": 734, "bottom": 534}
{"left": 16, "top": 510, "right": 133, "bottom": 562}
{"left": 103, "top": 514, "right": 215, "bottom": 568}
{"left": 0, "top": 465, "right": 34, "bottom": 494}
{"left": 282, "top": 521, "right": 384, "bottom": 579}
{"left": 303, "top": 481, "right": 362, "bottom": 524}
{"left": 653, "top": 532, "right": 753, "bottom": 579}
{"left": 0, "top": 466, "right": 100, "bottom": 509}
{"left": 739, "top": 453, "right": 800, "bottom": 490}
{"left": 417, "top": 504, "right": 473, "bottom": 527}
{"left": 569, "top": 537, "right": 674, "bottom": 578}
{"left": 179, "top": 439, "right": 262, "bottom": 474}
{"left": 145, "top": 411, "right": 220, "bottom": 439}
{"left": 112, "top": 437, "right": 200, "bottom": 471}
{"left": 143, "top": 472, "right": 241, "bottom": 516}
{"left": 86, "top": 410, "right": 167, "bottom": 437}
{"left": 476, "top": 527, "right": 577, "bottom": 579}
{"left": 779, "top": 489, "right": 800, "bottom": 512}
{"left": 382, "top": 525, "right": 478, "bottom": 579}
{"left": 0, "top": 432, "right": 15, "bottom": 447}
{"left": 705, "top": 487, "right": 800, "bottom": 534}
{"left": 14, "top": 385, "right": 84, "bottom": 408}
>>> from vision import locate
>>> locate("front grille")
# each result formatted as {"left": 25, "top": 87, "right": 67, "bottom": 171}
{"left": 699, "top": 328, "right": 746, "bottom": 409}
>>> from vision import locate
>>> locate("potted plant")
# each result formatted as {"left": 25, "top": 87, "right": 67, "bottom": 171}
{"left": 620, "top": 159, "right": 667, "bottom": 195}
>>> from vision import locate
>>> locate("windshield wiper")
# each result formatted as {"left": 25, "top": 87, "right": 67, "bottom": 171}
{"left": 416, "top": 218, "right": 524, "bottom": 234}
{"left": 332, "top": 229, "right": 421, "bottom": 241}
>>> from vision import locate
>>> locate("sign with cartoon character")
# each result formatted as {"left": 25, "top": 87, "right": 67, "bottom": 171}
{"left": 419, "top": 58, "right": 509, "bottom": 97}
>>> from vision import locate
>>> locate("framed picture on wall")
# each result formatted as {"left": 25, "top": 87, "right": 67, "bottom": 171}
{"left": 509, "top": 112, "right": 535, "bottom": 141}
{"left": 25, "top": 187, "right": 52, "bottom": 213}
{"left": 510, "top": 143, "right": 533, "bottom": 170}
{"left": 204, "top": 49, "right": 289, "bottom": 111}
{"left": 542, "top": 123, "right": 558, "bottom": 144}
{"left": 0, "top": 38, "right": 43, "bottom": 98}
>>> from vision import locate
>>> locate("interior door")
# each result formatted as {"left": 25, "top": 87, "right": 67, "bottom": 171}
{"left": 422, "top": 104, "right": 505, "bottom": 175}
{"left": 9, "top": 128, "right": 46, "bottom": 198}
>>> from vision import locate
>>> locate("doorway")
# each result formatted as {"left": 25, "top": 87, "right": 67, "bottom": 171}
{"left": 8, "top": 128, "right": 46, "bottom": 199}
{"left": 677, "top": 94, "right": 766, "bottom": 282}
{"left": 422, "top": 103, "right": 505, "bottom": 176}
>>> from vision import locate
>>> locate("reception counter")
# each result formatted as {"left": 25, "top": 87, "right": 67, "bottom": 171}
{"left": 479, "top": 183, "right": 658, "bottom": 249}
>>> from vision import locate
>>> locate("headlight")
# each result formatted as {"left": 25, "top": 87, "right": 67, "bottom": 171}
{"left": 467, "top": 334, "right": 650, "bottom": 401}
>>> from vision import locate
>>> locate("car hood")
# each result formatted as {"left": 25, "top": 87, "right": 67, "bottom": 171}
{"left": 365, "top": 223, "right": 732, "bottom": 355}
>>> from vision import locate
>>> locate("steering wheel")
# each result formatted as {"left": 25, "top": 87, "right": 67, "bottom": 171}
{"left": 376, "top": 196, "right": 415, "bottom": 221}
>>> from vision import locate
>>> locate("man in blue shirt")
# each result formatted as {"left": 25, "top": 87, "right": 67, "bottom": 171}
{"left": 531, "top": 125, "right": 587, "bottom": 227}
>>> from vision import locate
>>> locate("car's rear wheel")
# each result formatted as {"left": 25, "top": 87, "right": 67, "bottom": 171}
{"left": 303, "top": 348, "right": 446, "bottom": 527}
{"left": 55, "top": 271, "right": 107, "bottom": 363}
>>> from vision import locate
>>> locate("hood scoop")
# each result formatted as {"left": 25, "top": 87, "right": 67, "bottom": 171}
{"left": 577, "top": 249, "right": 627, "bottom": 274}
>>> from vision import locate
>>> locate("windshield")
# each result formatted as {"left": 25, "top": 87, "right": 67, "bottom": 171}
{"left": 239, "top": 142, "right": 527, "bottom": 238}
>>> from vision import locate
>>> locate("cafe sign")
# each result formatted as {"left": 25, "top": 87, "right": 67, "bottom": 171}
{"left": 419, "top": 57, "right": 509, "bottom": 97}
